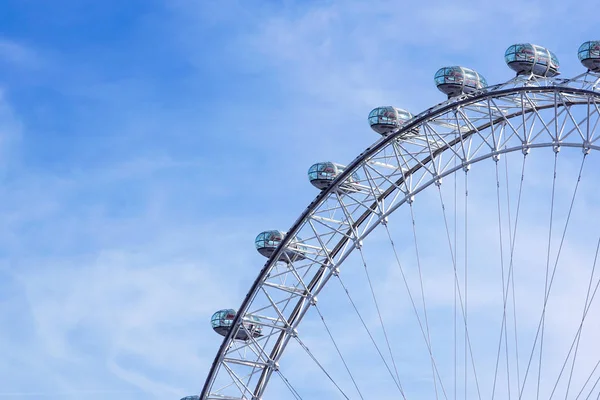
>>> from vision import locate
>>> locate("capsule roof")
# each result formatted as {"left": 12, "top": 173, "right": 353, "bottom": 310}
{"left": 505, "top": 43, "right": 559, "bottom": 77}
{"left": 308, "top": 162, "right": 360, "bottom": 191}
{"left": 434, "top": 66, "right": 487, "bottom": 97}
{"left": 180, "top": 396, "right": 200, "bottom": 400}
{"left": 368, "top": 106, "right": 415, "bottom": 136}
{"left": 578, "top": 41, "right": 600, "bottom": 72}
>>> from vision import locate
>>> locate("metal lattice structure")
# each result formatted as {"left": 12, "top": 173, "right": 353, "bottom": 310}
{"left": 199, "top": 56, "right": 600, "bottom": 400}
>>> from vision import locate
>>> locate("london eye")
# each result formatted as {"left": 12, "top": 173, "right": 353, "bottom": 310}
{"left": 191, "top": 40, "right": 600, "bottom": 400}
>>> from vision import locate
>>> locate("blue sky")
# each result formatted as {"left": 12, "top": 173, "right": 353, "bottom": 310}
{"left": 1, "top": 0, "right": 600, "bottom": 399}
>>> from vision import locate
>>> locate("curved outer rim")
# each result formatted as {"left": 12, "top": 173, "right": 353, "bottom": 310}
{"left": 200, "top": 81, "right": 600, "bottom": 400}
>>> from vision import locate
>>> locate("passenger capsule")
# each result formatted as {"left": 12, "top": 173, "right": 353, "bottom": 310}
{"left": 255, "top": 230, "right": 307, "bottom": 261}
{"left": 308, "top": 162, "right": 360, "bottom": 190}
{"left": 504, "top": 43, "right": 559, "bottom": 77}
{"left": 368, "top": 106, "right": 416, "bottom": 136}
{"left": 434, "top": 66, "right": 488, "bottom": 97}
{"left": 180, "top": 396, "right": 199, "bottom": 400}
{"left": 578, "top": 41, "right": 600, "bottom": 72}
{"left": 211, "top": 309, "right": 262, "bottom": 341}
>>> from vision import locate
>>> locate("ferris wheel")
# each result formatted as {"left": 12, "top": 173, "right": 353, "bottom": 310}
{"left": 188, "top": 41, "right": 600, "bottom": 400}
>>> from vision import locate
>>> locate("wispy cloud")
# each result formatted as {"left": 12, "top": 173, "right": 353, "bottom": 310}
{"left": 2, "top": 0, "right": 600, "bottom": 399}
{"left": 0, "top": 39, "right": 38, "bottom": 67}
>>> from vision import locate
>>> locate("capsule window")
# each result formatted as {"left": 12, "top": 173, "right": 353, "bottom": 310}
{"left": 579, "top": 41, "right": 600, "bottom": 60}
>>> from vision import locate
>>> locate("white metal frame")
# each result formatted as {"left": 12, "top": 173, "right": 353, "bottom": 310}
{"left": 200, "top": 71, "right": 600, "bottom": 400}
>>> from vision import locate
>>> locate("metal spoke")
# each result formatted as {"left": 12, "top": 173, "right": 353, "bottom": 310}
{"left": 409, "top": 201, "right": 440, "bottom": 400}
{"left": 454, "top": 154, "right": 458, "bottom": 400}
{"left": 334, "top": 191, "right": 405, "bottom": 395}
{"left": 383, "top": 221, "right": 449, "bottom": 400}
{"left": 576, "top": 359, "right": 600, "bottom": 400}
{"left": 275, "top": 369, "right": 303, "bottom": 400}
{"left": 491, "top": 157, "right": 511, "bottom": 400}
{"left": 520, "top": 153, "right": 587, "bottom": 398}
{"left": 538, "top": 151, "right": 560, "bottom": 400}
{"left": 336, "top": 274, "right": 406, "bottom": 396}
{"left": 435, "top": 169, "right": 480, "bottom": 400}
{"left": 507, "top": 154, "right": 527, "bottom": 396}
{"left": 463, "top": 169, "right": 483, "bottom": 400}
{"left": 314, "top": 304, "right": 365, "bottom": 400}
{"left": 548, "top": 235, "right": 600, "bottom": 399}
{"left": 294, "top": 335, "right": 350, "bottom": 399}
{"left": 565, "top": 236, "right": 600, "bottom": 397}
{"left": 357, "top": 244, "right": 403, "bottom": 391}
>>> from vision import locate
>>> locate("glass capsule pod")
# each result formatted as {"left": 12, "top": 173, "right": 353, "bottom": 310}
{"left": 255, "top": 230, "right": 307, "bottom": 261}
{"left": 434, "top": 66, "right": 488, "bottom": 97}
{"left": 504, "top": 43, "right": 560, "bottom": 77}
{"left": 180, "top": 396, "right": 199, "bottom": 400}
{"left": 368, "top": 106, "right": 417, "bottom": 136}
{"left": 210, "top": 309, "right": 262, "bottom": 341}
{"left": 307, "top": 162, "right": 360, "bottom": 191}
{"left": 578, "top": 41, "right": 600, "bottom": 72}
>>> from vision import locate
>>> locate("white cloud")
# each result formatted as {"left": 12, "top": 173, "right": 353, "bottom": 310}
{"left": 4, "top": 241, "right": 249, "bottom": 398}
{"left": 0, "top": 39, "right": 38, "bottom": 68}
